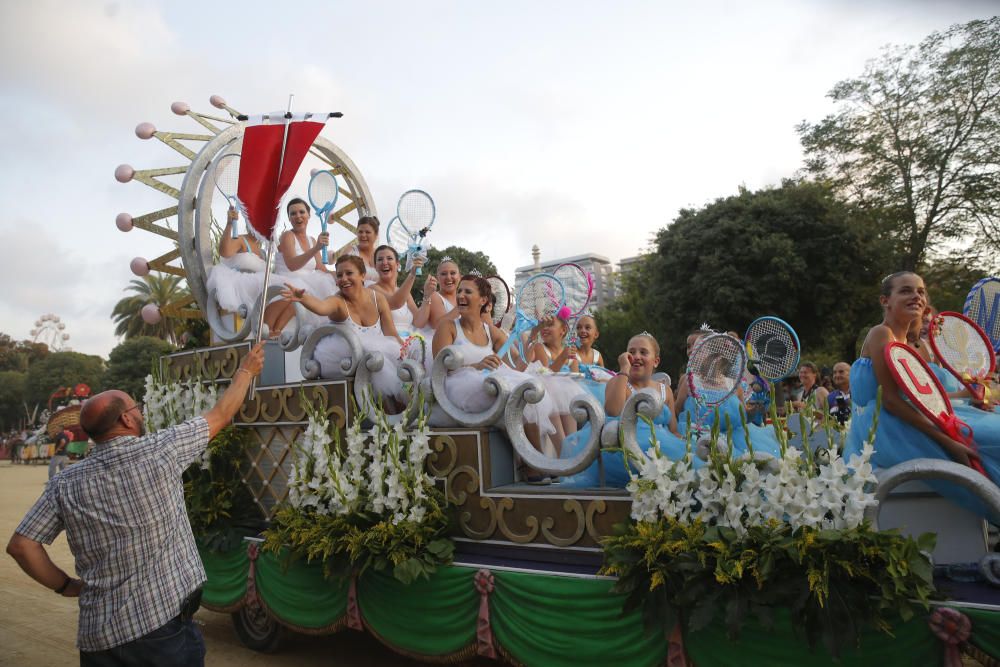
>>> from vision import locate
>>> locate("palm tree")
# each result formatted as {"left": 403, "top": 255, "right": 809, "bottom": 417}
{"left": 111, "top": 275, "right": 189, "bottom": 345}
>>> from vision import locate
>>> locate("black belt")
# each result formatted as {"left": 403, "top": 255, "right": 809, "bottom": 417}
{"left": 178, "top": 588, "right": 203, "bottom": 622}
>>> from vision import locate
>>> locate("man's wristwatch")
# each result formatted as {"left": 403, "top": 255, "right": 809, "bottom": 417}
{"left": 54, "top": 575, "right": 73, "bottom": 594}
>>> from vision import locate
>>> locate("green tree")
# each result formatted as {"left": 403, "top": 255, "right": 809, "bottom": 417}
{"left": 0, "top": 334, "right": 49, "bottom": 372}
{"left": 0, "top": 370, "right": 27, "bottom": 430}
{"left": 111, "top": 275, "right": 190, "bottom": 345}
{"left": 798, "top": 17, "right": 1000, "bottom": 270}
{"left": 603, "top": 181, "right": 891, "bottom": 371}
{"left": 103, "top": 337, "right": 175, "bottom": 402}
{"left": 407, "top": 246, "right": 499, "bottom": 301}
{"left": 25, "top": 351, "right": 105, "bottom": 411}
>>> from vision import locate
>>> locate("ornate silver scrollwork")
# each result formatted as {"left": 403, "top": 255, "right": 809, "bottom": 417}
{"left": 505, "top": 385, "right": 605, "bottom": 477}
{"left": 298, "top": 323, "right": 364, "bottom": 380}
{"left": 430, "top": 346, "right": 510, "bottom": 427}
{"left": 866, "top": 458, "right": 1000, "bottom": 586}
{"left": 616, "top": 389, "right": 664, "bottom": 463}
{"left": 353, "top": 352, "right": 429, "bottom": 427}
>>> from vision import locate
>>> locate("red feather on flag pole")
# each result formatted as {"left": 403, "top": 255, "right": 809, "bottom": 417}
{"left": 235, "top": 108, "right": 334, "bottom": 346}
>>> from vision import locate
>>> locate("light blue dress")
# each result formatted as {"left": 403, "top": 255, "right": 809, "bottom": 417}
{"left": 845, "top": 357, "right": 1000, "bottom": 520}
{"left": 559, "top": 383, "right": 695, "bottom": 488}
{"left": 677, "top": 394, "right": 783, "bottom": 458}
{"left": 931, "top": 362, "right": 1000, "bottom": 465}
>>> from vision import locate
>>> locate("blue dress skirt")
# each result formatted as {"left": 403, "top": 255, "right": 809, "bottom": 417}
{"left": 845, "top": 357, "right": 1000, "bottom": 521}
{"left": 559, "top": 401, "right": 694, "bottom": 488}
{"left": 677, "top": 394, "right": 783, "bottom": 458}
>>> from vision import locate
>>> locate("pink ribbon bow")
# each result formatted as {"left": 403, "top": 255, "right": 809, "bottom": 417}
{"left": 929, "top": 607, "right": 971, "bottom": 667}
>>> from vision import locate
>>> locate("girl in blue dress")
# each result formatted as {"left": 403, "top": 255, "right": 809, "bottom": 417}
{"left": 560, "top": 333, "right": 692, "bottom": 488}
{"left": 844, "top": 271, "right": 1000, "bottom": 519}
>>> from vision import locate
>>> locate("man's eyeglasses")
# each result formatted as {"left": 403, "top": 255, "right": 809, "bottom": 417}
{"left": 118, "top": 404, "right": 141, "bottom": 422}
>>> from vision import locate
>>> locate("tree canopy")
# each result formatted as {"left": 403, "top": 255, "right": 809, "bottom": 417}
{"left": 111, "top": 275, "right": 190, "bottom": 345}
{"left": 103, "top": 336, "right": 175, "bottom": 402}
{"left": 798, "top": 17, "right": 1000, "bottom": 270}
{"left": 597, "top": 180, "right": 890, "bottom": 373}
{"left": 0, "top": 370, "right": 27, "bottom": 431}
{"left": 24, "top": 351, "right": 105, "bottom": 411}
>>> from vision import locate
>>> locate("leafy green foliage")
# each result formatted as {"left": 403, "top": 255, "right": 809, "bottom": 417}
{"left": 0, "top": 370, "right": 27, "bottom": 430}
{"left": 598, "top": 181, "right": 890, "bottom": 367}
{"left": 183, "top": 426, "right": 263, "bottom": 552}
{"left": 103, "top": 337, "right": 174, "bottom": 403}
{"left": 111, "top": 275, "right": 190, "bottom": 345}
{"left": 24, "top": 350, "right": 105, "bottom": 409}
{"left": 263, "top": 487, "right": 454, "bottom": 585}
{"left": 798, "top": 17, "right": 1000, "bottom": 269}
{"left": 0, "top": 334, "right": 49, "bottom": 373}
{"left": 601, "top": 518, "right": 936, "bottom": 657}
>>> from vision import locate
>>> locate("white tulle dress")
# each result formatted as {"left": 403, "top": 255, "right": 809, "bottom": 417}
{"left": 206, "top": 241, "right": 266, "bottom": 313}
{"left": 274, "top": 233, "right": 337, "bottom": 299}
{"left": 392, "top": 302, "right": 415, "bottom": 339}
{"left": 442, "top": 321, "right": 557, "bottom": 436}
{"left": 313, "top": 290, "right": 404, "bottom": 404}
{"left": 418, "top": 293, "right": 456, "bottom": 369}
{"left": 530, "top": 347, "right": 584, "bottom": 414}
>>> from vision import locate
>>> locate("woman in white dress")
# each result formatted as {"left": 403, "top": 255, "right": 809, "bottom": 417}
{"left": 341, "top": 215, "right": 380, "bottom": 284}
{"left": 206, "top": 207, "right": 293, "bottom": 333}
{"left": 433, "top": 275, "right": 560, "bottom": 473}
{"left": 425, "top": 257, "right": 461, "bottom": 331}
{"left": 273, "top": 198, "right": 338, "bottom": 331}
{"left": 371, "top": 245, "right": 431, "bottom": 339}
{"left": 281, "top": 255, "right": 406, "bottom": 412}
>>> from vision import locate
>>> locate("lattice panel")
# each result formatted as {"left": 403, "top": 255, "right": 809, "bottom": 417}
{"left": 242, "top": 425, "right": 300, "bottom": 517}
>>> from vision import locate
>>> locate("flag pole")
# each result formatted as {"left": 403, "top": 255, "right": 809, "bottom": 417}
{"left": 253, "top": 95, "right": 296, "bottom": 347}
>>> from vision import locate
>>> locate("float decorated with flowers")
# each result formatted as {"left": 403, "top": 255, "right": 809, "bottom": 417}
{"left": 112, "top": 97, "right": 1000, "bottom": 666}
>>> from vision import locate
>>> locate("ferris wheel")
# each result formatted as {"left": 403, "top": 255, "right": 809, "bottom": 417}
{"left": 30, "top": 313, "right": 71, "bottom": 351}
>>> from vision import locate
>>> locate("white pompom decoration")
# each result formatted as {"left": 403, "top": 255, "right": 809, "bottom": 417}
{"left": 210, "top": 95, "right": 226, "bottom": 108}
{"left": 141, "top": 304, "right": 162, "bottom": 324}
{"left": 116, "top": 213, "right": 134, "bottom": 232}
{"left": 130, "top": 257, "right": 150, "bottom": 276}
{"left": 114, "top": 164, "right": 135, "bottom": 183}
{"left": 135, "top": 122, "right": 156, "bottom": 139}
{"left": 170, "top": 101, "right": 190, "bottom": 115}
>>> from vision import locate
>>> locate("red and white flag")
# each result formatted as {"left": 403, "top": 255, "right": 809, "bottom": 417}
{"left": 237, "top": 112, "right": 326, "bottom": 240}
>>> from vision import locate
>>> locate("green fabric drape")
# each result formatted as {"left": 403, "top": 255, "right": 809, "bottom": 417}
{"left": 198, "top": 545, "right": 248, "bottom": 608}
{"left": 490, "top": 571, "right": 668, "bottom": 667}
{"left": 683, "top": 608, "right": 942, "bottom": 667}
{"left": 256, "top": 551, "right": 349, "bottom": 629}
{"left": 358, "top": 567, "right": 478, "bottom": 656}
{"left": 962, "top": 607, "right": 1000, "bottom": 659}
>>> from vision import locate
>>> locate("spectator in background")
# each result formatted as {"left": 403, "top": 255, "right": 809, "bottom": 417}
{"left": 791, "top": 361, "right": 829, "bottom": 412}
{"left": 828, "top": 362, "right": 852, "bottom": 424}
{"left": 49, "top": 430, "right": 71, "bottom": 479}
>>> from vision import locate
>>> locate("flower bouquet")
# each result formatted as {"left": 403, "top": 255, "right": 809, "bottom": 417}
{"left": 602, "top": 398, "right": 937, "bottom": 657}
{"left": 263, "top": 390, "right": 454, "bottom": 584}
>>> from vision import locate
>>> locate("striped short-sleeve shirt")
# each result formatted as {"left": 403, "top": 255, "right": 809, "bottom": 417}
{"left": 16, "top": 417, "right": 210, "bottom": 651}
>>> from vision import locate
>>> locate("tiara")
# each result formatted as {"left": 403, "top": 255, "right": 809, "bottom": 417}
{"left": 469, "top": 268, "right": 483, "bottom": 277}
{"left": 699, "top": 322, "right": 716, "bottom": 333}
{"left": 440, "top": 255, "right": 454, "bottom": 263}
{"left": 637, "top": 330, "right": 656, "bottom": 339}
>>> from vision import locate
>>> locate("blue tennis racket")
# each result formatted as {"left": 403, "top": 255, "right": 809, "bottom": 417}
{"left": 396, "top": 190, "right": 435, "bottom": 276}
{"left": 307, "top": 170, "right": 339, "bottom": 265}
{"left": 494, "top": 272, "right": 566, "bottom": 365}
{"left": 211, "top": 152, "right": 241, "bottom": 239}
{"left": 743, "top": 316, "right": 800, "bottom": 381}
{"left": 964, "top": 277, "right": 1000, "bottom": 353}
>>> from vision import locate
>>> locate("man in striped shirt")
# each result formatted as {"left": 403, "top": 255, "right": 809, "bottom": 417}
{"left": 6, "top": 342, "right": 265, "bottom": 666}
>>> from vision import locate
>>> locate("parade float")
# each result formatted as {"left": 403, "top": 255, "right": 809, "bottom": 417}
{"left": 113, "top": 97, "right": 1000, "bottom": 665}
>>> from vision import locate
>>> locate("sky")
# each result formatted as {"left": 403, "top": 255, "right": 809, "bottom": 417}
{"left": 0, "top": 0, "right": 995, "bottom": 358}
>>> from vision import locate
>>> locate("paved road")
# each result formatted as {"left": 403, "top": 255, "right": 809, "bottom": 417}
{"left": 0, "top": 462, "right": 482, "bottom": 666}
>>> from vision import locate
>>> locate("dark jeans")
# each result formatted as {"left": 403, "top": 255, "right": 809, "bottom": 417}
{"left": 79, "top": 617, "right": 205, "bottom": 667}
